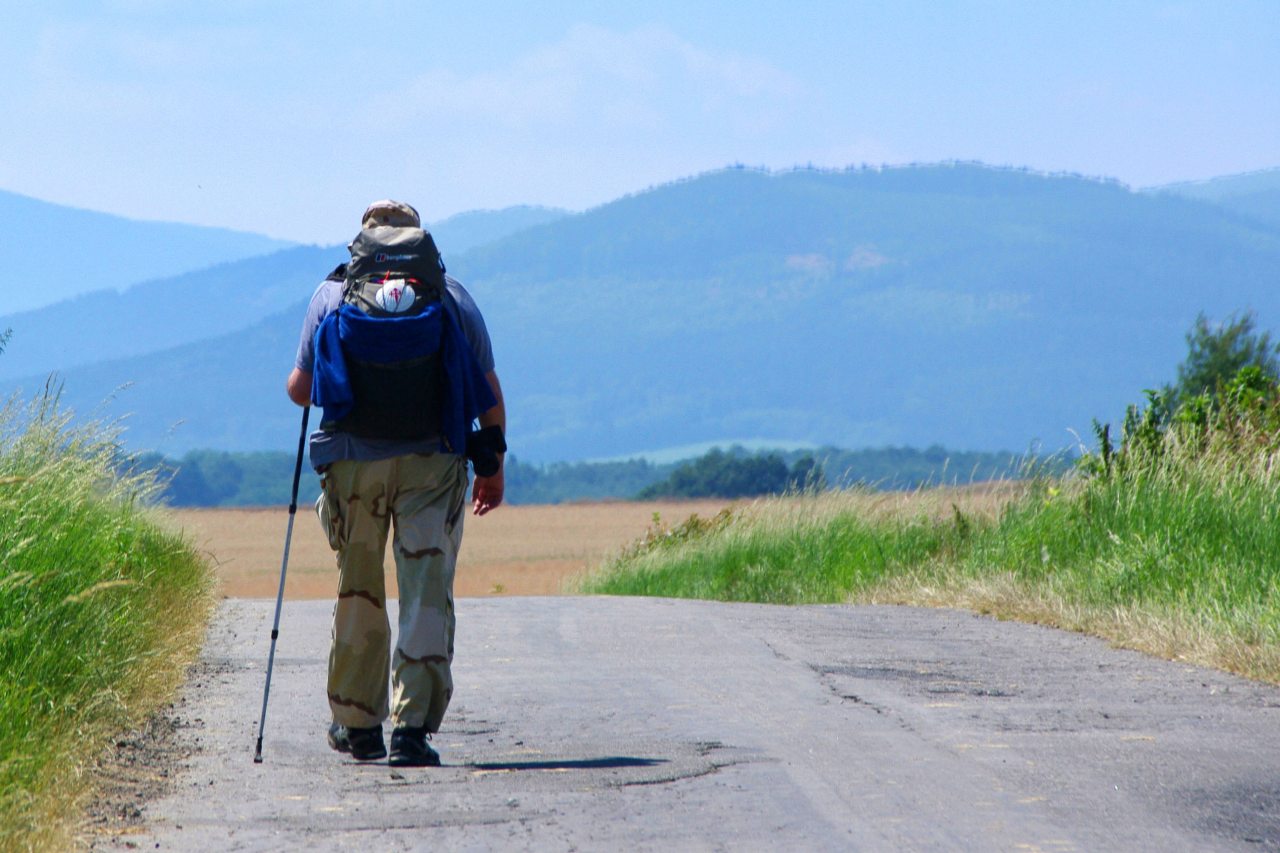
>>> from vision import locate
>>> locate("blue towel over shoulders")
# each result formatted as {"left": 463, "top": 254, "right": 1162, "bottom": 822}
{"left": 311, "top": 302, "right": 497, "bottom": 454}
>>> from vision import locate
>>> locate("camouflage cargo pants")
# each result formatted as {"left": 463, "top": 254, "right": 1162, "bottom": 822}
{"left": 317, "top": 453, "right": 468, "bottom": 733}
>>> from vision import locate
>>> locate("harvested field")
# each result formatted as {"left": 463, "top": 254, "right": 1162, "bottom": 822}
{"left": 168, "top": 500, "right": 733, "bottom": 599}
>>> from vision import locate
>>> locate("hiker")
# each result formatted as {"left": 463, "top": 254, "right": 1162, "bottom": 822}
{"left": 285, "top": 199, "right": 506, "bottom": 767}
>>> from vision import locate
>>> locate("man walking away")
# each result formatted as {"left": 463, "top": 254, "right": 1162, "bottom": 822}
{"left": 285, "top": 199, "right": 506, "bottom": 766}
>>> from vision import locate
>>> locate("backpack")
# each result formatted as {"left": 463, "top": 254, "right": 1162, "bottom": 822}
{"left": 343, "top": 226, "right": 447, "bottom": 313}
{"left": 324, "top": 226, "right": 451, "bottom": 441}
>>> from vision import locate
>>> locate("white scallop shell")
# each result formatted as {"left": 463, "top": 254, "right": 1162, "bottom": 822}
{"left": 374, "top": 281, "right": 416, "bottom": 313}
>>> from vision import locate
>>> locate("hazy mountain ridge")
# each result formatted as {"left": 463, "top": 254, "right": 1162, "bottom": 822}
{"left": 34, "top": 302, "right": 306, "bottom": 454}
{"left": 0, "top": 245, "right": 336, "bottom": 380}
{"left": 454, "top": 165, "right": 1280, "bottom": 458}
{"left": 1146, "top": 168, "right": 1280, "bottom": 230}
{"left": 0, "top": 205, "right": 573, "bottom": 382}
{"left": 1149, "top": 168, "right": 1280, "bottom": 201}
{"left": 8, "top": 163, "right": 1280, "bottom": 461}
{"left": 429, "top": 205, "right": 570, "bottom": 257}
{"left": 0, "top": 190, "right": 296, "bottom": 314}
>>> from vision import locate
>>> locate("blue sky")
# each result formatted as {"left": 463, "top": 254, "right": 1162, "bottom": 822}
{"left": 1, "top": 1, "right": 1276, "bottom": 243}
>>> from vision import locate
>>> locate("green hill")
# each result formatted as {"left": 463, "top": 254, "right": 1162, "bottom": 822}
{"left": 8, "top": 163, "right": 1280, "bottom": 462}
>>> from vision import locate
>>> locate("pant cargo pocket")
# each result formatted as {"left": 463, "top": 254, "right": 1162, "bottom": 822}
{"left": 317, "top": 482, "right": 345, "bottom": 551}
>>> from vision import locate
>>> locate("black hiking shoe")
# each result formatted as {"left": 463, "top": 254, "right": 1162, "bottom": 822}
{"left": 327, "top": 723, "right": 387, "bottom": 761}
{"left": 389, "top": 726, "right": 441, "bottom": 767}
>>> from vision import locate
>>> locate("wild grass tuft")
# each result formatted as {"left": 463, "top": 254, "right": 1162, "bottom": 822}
{"left": 0, "top": 390, "right": 214, "bottom": 852}
{"left": 583, "top": 374, "right": 1280, "bottom": 684}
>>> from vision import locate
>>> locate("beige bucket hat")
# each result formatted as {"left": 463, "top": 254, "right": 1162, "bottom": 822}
{"left": 361, "top": 199, "right": 421, "bottom": 229}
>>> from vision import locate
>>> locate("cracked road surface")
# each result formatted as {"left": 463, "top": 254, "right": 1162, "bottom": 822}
{"left": 101, "top": 597, "right": 1280, "bottom": 851}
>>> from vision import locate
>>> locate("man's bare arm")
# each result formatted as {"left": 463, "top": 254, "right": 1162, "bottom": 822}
{"left": 286, "top": 368, "right": 311, "bottom": 407}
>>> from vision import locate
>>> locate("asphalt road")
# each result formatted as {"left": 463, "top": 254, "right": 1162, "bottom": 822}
{"left": 99, "top": 597, "right": 1280, "bottom": 851}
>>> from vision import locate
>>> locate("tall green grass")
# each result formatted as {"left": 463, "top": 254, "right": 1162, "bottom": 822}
{"left": 961, "top": 467, "right": 1280, "bottom": 644}
{"left": 584, "top": 500, "right": 960, "bottom": 604}
{"left": 0, "top": 392, "right": 213, "bottom": 851}
{"left": 584, "top": 386, "right": 1280, "bottom": 683}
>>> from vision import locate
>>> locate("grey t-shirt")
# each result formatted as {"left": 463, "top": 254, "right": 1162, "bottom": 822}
{"left": 294, "top": 274, "right": 496, "bottom": 468}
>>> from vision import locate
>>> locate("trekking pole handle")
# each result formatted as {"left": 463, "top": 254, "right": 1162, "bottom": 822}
{"left": 287, "top": 406, "right": 310, "bottom": 514}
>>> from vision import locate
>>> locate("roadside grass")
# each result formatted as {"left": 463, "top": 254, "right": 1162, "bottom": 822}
{"left": 581, "top": 453, "right": 1280, "bottom": 685}
{"left": 577, "top": 486, "right": 1011, "bottom": 604}
{"left": 0, "top": 393, "right": 214, "bottom": 852}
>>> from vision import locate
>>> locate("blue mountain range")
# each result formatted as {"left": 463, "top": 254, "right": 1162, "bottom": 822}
{"left": 2, "top": 164, "right": 1277, "bottom": 462}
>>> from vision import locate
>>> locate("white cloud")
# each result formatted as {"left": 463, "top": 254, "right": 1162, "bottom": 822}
{"left": 378, "top": 24, "right": 804, "bottom": 137}
{"left": 0, "top": 15, "right": 852, "bottom": 239}
{"left": 317, "top": 23, "right": 826, "bottom": 228}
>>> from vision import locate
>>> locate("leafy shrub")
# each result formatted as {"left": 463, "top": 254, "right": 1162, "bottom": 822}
{"left": 1081, "top": 365, "right": 1280, "bottom": 480}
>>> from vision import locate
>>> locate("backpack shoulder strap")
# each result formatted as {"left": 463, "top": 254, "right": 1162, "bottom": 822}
{"left": 440, "top": 286, "right": 462, "bottom": 327}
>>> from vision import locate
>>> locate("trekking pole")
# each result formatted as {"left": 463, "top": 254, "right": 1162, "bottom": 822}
{"left": 254, "top": 405, "right": 310, "bottom": 764}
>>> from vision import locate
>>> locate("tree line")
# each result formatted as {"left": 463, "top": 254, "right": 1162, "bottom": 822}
{"left": 126, "top": 443, "right": 1043, "bottom": 508}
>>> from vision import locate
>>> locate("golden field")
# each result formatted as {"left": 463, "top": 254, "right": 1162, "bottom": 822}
{"left": 167, "top": 500, "right": 733, "bottom": 599}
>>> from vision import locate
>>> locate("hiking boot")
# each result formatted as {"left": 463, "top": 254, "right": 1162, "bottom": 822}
{"left": 327, "top": 723, "right": 387, "bottom": 761}
{"left": 389, "top": 726, "right": 441, "bottom": 767}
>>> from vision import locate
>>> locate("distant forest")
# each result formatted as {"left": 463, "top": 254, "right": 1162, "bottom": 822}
{"left": 133, "top": 444, "right": 1061, "bottom": 508}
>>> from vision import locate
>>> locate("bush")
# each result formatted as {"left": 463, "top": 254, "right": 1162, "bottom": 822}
{"left": 1170, "top": 311, "right": 1280, "bottom": 406}
{"left": 637, "top": 447, "right": 824, "bottom": 499}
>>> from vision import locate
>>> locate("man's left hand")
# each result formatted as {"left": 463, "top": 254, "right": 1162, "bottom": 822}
{"left": 472, "top": 467, "right": 504, "bottom": 516}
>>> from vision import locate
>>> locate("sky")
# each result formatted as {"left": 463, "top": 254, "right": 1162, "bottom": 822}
{"left": 1, "top": 1, "right": 1277, "bottom": 244}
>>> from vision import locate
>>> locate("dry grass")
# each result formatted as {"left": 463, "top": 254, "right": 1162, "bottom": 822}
{"left": 169, "top": 499, "right": 734, "bottom": 599}
{"left": 749, "top": 481, "right": 1024, "bottom": 527}
{"left": 865, "top": 568, "right": 1280, "bottom": 685}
